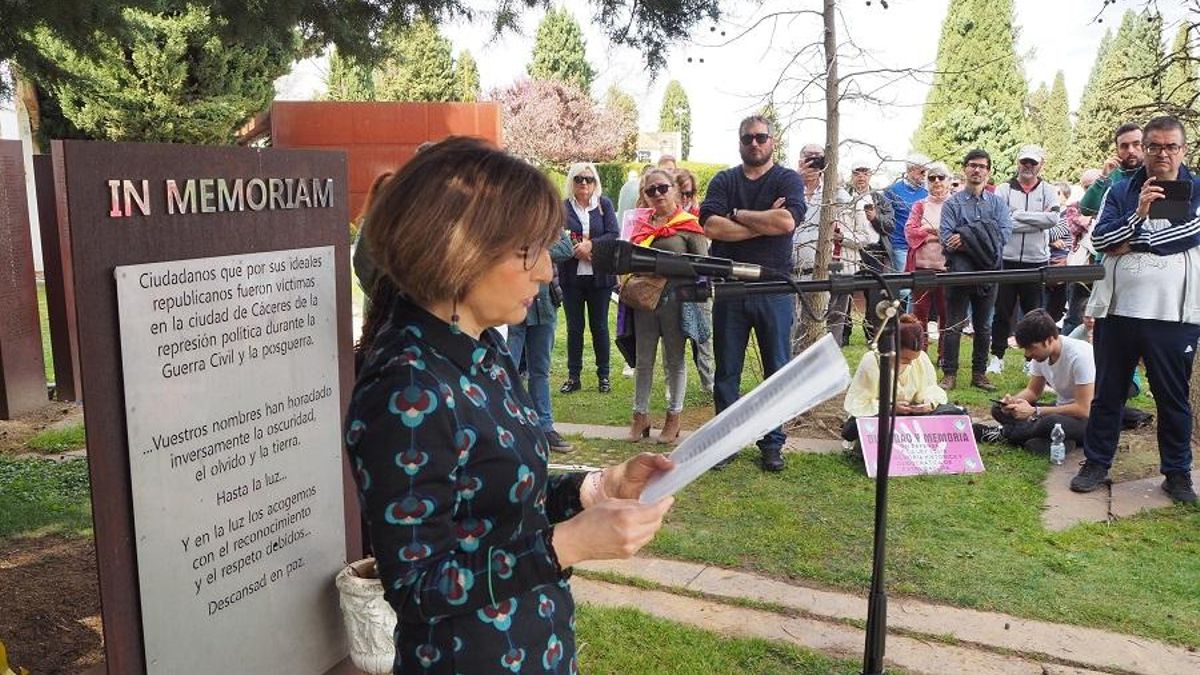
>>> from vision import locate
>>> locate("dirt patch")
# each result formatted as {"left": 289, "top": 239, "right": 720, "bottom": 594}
{"left": 0, "top": 403, "right": 82, "bottom": 456}
{"left": 0, "top": 534, "right": 103, "bottom": 674}
{"left": 678, "top": 397, "right": 846, "bottom": 441}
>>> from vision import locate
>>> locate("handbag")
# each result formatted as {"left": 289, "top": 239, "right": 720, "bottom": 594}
{"left": 619, "top": 274, "right": 668, "bottom": 311}
{"left": 912, "top": 239, "right": 945, "bottom": 270}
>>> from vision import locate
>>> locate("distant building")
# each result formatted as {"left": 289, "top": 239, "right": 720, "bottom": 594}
{"left": 636, "top": 131, "right": 682, "bottom": 164}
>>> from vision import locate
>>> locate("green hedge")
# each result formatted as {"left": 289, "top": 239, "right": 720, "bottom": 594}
{"left": 541, "top": 160, "right": 730, "bottom": 203}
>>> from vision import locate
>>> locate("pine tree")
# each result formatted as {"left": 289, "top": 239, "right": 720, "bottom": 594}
{"left": 912, "top": 0, "right": 1029, "bottom": 165}
{"left": 373, "top": 17, "right": 457, "bottom": 102}
{"left": 1070, "top": 11, "right": 1165, "bottom": 175}
{"left": 24, "top": 5, "right": 289, "bottom": 144}
{"left": 527, "top": 8, "right": 595, "bottom": 93}
{"left": 1040, "top": 72, "right": 1072, "bottom": 181}
{"left": 455, "top": 50, "right": 480, "bottom": 102}
{"left": 604, "top": 85, "right": 639, "bottom": 161}
{"left": 1026, "top": 83, "right": 1050, "bottom": 147}
{"left": 659, "top": 80, "right": 692, "bottom": 160}
{"left": 760, "top": 101, "right": 788, "bottom": 166}
{"left": 324, "top": 47, "right": 374, "bottom": 101}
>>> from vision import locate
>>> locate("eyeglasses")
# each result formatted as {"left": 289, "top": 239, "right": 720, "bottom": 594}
{"left": 965, "top": 162, "right": 990, "bottom": 171}
{"left": 518, "top": 244, "right": 548, "bottom": 271}
{"left": 573, "top": 175, "right": 596, "bottom": 185}
{"left": 644, "top": 184, "right": 672, "bottom": 197}
{"left": 928, "top": 175, "right": 947, "bottom": 182}
{"left": 1145, "top": 143, "right": 1184, "bottom": 156}
{"left": 740, "top": 133, "right": 771, "bottom": 146}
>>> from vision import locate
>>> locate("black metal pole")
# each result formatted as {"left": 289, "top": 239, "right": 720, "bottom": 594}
{"left": 862, "top": 295, "right": 898, "bottom": 675}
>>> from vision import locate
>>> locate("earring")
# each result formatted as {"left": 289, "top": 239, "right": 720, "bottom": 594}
{"left": 450, "top": 298, "right": 461, "bottom": 334}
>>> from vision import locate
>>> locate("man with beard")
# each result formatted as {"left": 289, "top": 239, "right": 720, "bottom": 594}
{"left": 987, "top": 145, "right": 1061, "bottom": 377}
{"left": 974, "top": 310, "right": 1093, "bottom": 454}
{"left": 1073, "top": 116, "right": 1200, "bottom": 504}
{"left": 1078, "top": 123, "right": 1145, "bottom": 217}
{"left": 699, "top": 115, "right": 806, "bottom": 471}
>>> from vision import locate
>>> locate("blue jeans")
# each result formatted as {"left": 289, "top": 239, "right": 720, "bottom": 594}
{"left": 562, "top": 279, "right": 612, "bottom": 379}
{"left": 507, "top": 320, "right": 556, "bottom": 431}
{"left": 712, "top": 294, "right": 795, "bottom": 451}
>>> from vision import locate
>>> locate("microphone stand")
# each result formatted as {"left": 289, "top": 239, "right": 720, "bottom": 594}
{"left": 673, "top": 264, "right": 1105, "bottom": 675}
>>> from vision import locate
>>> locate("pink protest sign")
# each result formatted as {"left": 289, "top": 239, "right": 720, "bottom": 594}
{"left": 857, "top": 415, "right": 985, "bottom": 478}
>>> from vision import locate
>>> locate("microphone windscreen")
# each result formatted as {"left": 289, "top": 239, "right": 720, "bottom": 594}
{"left": 591, "top": 239, "right": 631, "bottom": 275}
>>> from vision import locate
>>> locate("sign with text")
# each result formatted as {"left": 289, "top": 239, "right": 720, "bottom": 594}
{"left": 115, "top": 246, "right": 345, "bottom": 673}
{"left": 857, "top": 415, "right": 985, "bottom": 478}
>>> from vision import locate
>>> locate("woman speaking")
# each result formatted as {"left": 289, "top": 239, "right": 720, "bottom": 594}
{"left": 347, "top": 137, "right": 674, "bottom": 674}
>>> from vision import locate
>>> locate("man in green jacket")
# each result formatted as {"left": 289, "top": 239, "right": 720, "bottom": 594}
{"left": 1078, "top": 123, "right": 1145, "bottom": 217}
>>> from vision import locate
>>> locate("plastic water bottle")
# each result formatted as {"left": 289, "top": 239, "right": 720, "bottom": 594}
{"left": 1049, "top": 423, "right": 1066, "bottom": 465}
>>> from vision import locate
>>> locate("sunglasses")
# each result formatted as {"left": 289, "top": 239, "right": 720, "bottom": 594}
{"left": 573, "top": 175, "right": 596, "bottom": 185}
{"left": 928, "top": 175, "right": 947, "bottom": 182}
{"left": 681, "top": 190, "right": 695, "bottom": 198}
{"left": 644, "top": 184, "right": 672, "bottom": 197}
{"left": 1019, "top": 159, "right": 1040, "bottom": 166}
{"left": 740, "top": 133, "right": 771, "bottom": 146}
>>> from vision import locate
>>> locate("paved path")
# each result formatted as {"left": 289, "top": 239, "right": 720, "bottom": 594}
{"left": 576, "top": 556, "right": 1200, "bottom": 675}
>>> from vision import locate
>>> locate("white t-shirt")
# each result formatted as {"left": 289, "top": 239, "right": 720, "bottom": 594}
{"left": 1029, "top": 336, "right": 1095, "bottom": 406}
{"left": 1109, "top": 251, "right": 1187, "bottom": 322}
{"left": 570, "top": 201, "right": 594, "bottom": 276}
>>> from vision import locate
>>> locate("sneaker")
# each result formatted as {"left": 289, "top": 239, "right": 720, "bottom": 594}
{"left": 559, "top": 378, "right": 581, "bottom": 394}
{"left": 622, "top": 364, "right": 635, "bottom": 377}
{"left": 986, "top": 354, "right": 1004, "bottom": 374}
{"left": 545, "top": 429, "right": 574, "bottom": 454}
{"left": 939, "top": 374, "right": 956, "bottom": 390}
{"left": 1069, "top": 460, "right": 1111, "bottom": 493}
{"left": 760, "top": 447, "right": 785, "bottom": 472}
{"left": 973, "top": 423, "right": 1005, "bottom": 444}
{"left": 970, "top": 372, "right": 997, "bottom": 392}
{"left": 1161, "top": 472, "right": 1198, "bottom": 504}
{"left": 598, "top": 377, "right": 612, "bottom": 394}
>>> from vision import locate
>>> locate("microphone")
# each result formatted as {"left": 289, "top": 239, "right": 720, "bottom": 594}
{"left": 591, "top": 240, "right": 763, "bottom": 280}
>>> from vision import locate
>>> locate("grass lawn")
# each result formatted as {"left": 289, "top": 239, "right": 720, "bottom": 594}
{"left": 0, "top": 457, "right": 92, "bottom": 540}
{"left": 576, "top": 605, "right": 882, "bottom": 674}
{"left": 25, "top": 422, "right": 86, "bottom": 453}
{"left": 556, "top": 434, "right": 1200, "bottom": 649}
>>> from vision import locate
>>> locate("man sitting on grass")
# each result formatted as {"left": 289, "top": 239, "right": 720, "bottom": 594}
{"left": 974, "top": 310, "right": 1092, "bottom": 454}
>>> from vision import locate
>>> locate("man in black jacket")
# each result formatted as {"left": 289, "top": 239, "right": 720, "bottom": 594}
{"left": 844, "top": 158, "right": 897, "bottom": 343}
{"left": 937, "top": 149, "right": 1013, "bottom": 391}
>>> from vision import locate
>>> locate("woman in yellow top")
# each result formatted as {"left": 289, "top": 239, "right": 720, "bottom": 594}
{"left": 842, "top": 314, "right": 961, "bottom": 442}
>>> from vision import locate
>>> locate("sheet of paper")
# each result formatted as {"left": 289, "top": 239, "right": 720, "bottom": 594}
{"left": 640, "top": 334, "right": 851, "bottom": 503}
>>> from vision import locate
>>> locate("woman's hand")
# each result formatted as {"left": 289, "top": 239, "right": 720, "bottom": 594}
{"left": 574, "top": 239, "right": 593, "bottom": 261}
{"left": 551, "top": 497, "right": 675, "bottom": 568}
{"left": 604, "top": 453, "right": 674, "bottom": 500}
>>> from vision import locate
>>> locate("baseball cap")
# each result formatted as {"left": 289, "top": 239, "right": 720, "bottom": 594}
{"left": 905, "top": 153, "right": 931, "bottom": 169}
{"left": 1018, "top": 145, "right": 1045, "bottom": 164}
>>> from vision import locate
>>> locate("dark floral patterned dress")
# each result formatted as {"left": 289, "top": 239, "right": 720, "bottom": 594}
{"left": 346, "top": 296, "right": 585, "bottom": 674}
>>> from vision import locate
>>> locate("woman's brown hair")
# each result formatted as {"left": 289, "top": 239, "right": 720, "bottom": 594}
{"left": 897, "top": 314, "right": 925, "bottom": 352}
{"left": 358, "top": 137, "right": 562, "bottom": 353}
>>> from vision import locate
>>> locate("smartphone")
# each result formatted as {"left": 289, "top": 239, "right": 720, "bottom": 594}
{"left": 1148, "top": 179, "right": 1194, "bottom": 220}
{"left": 988, "top": 398, "right": 1006, "bottom": 406}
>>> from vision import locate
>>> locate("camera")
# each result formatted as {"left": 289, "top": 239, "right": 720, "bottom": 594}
{"left": 804, "top": 155, "right": 826, "bottom": 171}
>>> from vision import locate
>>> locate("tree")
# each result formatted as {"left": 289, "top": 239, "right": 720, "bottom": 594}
{"left": 493, "top": 79, "right": 624, "bottom": 165}
{"left": 1026, "top": 72, "right": 1072, "bottom": 180}
{"left": 324, "top": 47, "right": 374, "bottom": 101}
{"left": 658, "top": 80, "right": 692, "bottom": 160}
{"left": 912, "top": 0, "right": 1029, "bottom": 165}
{"left": 22, "top": 5, "right": 288, "bottom": 144}
{"left": 1070, "top": 11, "right": 1165, "bottom": 175}
{"left": 527, "top": 8, "right": 595, "bottom": 93}
{"left": 605, "top": 85, "right": 640, "bottom": 161}
{"left": 760, "top": 100, "right": 788, "bottom": 166}
{"left": 373, "top": 18, "right": 458, "bottom": 102}
{"left": 455, "top": 50, "right": 480, "bottom": 102}
{"left": 1161, "top": 23, "right": 1200, "bottom": 165}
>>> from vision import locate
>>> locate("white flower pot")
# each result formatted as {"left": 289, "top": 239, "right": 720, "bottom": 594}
{"left": 335, "top": 557, "right": 396, "bottom": 675}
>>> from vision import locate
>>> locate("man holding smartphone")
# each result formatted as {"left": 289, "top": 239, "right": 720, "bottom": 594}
{"left": 1074, "top": 116, "right": 1200, "bottom": 503}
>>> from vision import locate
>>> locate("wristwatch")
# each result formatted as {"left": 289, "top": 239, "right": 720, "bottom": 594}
{"left": 729, "top": 208, "right": 739, "bottom": 222}
{"left": 1032, "top": 406, "right": 1041, "bottom": 420}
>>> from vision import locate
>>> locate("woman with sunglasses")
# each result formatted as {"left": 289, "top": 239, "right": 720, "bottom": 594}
{"left": 904, "top": 162, "right": 952, "bottom": 365}
{"left": 348, "top": 137, "right": 675, "bottom": 674}
{"left": 559, "top": 162, "right": 619, "bottom": 394}
{"left": 625, "top": 169, "right": 709, "bottom": 442}
{"left": 674, "top": 168, "right": 701, "bottom": 216}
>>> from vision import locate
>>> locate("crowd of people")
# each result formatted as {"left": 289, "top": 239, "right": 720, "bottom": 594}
{"left": 342, "top": 113, "right": 1200, "bottom": 672}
